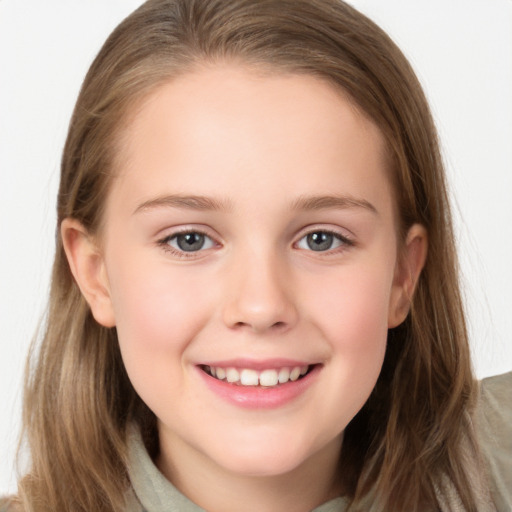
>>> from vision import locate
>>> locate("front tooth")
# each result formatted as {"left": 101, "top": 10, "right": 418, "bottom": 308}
{"left": 289, "top": 367, "right": 301, "bottom": 381}
{"left": 240, "top": 369, "right": 259, "bottom": 386}
{"left": 278, "top": 367, "right": 290, "bottom": 383}
{"left": 215, "top": 367, "right": 226, "bottom": 380}
{"left": 210, "top": 366, "right": 216, "bottom": 378}
{"left": 226, "top": 368, "right": 240, "bottom": 383}
{"left": 300, "top": 365, "right": 309, "bottom": 376}
{"left": 259, "top": 369, "right": 279, "bottom": 387}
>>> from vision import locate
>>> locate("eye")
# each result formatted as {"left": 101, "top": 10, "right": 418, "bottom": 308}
{"left": 296, "top": 230, "right": 352, "bottom": 252}
{"left": 161, "top": 231, "right": 216, "bottom": 253}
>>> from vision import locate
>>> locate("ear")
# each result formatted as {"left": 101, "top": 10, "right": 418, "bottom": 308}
{"left": 388, "top": 224, "right": 428, "bottom": 328}
{"left": 61, "top": 218, "right": 116, "bottom": 328}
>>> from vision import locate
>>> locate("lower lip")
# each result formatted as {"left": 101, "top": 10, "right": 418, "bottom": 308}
{"left": 197, "top": 365, "right": 320, "bottom": 409}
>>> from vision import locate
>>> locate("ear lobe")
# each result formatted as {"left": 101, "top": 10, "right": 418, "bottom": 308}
{"left": 388, "top": 224, "right": 428, "bottom": 328}
{"left": 61, "top": 218, "right": 116, "bottom": 328}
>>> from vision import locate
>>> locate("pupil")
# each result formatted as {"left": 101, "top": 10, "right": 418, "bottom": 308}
{"left": 307, "top": 232, "right": 333, "bottom": 251}
{"left": 177, "top": 233, "right": 205, "bottom": 251}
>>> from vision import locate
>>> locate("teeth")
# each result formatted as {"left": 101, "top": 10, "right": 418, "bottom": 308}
{"left": 240, "top": 369, "right": 259, "bottom": 386}
{"left": 278, "top": 367, "right": 290, "bottom": 383}
{"left": 226, "top": 368, "right": 240, "bottom": 383}
{"left": 259, "top": 369, "right": 279, "bottom": 387}
{"left": 289, "top": 367, "right": 301, "bottom": 381}
{"left": 206, "top": 365, "right": 311, "bottom": 386}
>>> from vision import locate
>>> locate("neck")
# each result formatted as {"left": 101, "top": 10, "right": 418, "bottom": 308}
{"left": 156, "top": 430, "right": 344, "bottom": 512}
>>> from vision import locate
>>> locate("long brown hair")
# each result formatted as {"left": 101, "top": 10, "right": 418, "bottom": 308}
{"left": 11, "top": 1, "right": 481, "bottom": 510}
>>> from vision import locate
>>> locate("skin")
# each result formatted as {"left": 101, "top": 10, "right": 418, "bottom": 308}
{"left": 62, "top": 65, "right": 427, "bottom": 512}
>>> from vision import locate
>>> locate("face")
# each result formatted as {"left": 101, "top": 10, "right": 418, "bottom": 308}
{"left": 84, "top": 65, "right": 415, "bottom": 481}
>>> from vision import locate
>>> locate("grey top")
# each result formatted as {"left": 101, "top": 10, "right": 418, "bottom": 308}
{"left": 125, "top": 372, "right": 512, "bottom": 512}
{"left": 476, "top": 372, "right": 512, "bottom": 512}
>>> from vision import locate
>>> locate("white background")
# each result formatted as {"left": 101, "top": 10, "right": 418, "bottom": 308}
{"left": 1, "top": 0, "right": 511, "bottom": 496}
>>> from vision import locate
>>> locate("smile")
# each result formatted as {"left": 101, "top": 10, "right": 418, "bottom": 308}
{"left": 201, "top": 365, "right": 312, "bottom": 387}
{"left": 197, "top": 362, "right": 321, "bottom": 409}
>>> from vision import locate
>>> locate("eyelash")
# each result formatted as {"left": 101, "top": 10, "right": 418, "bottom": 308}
{"left": 295, "top": 229, "right": 355, "bottom": 254}
{"left": 157, "top": 229, "right": 217, "bottom": 259}
{"left": 157, "top": 227, "right": 355, "bottom": 258}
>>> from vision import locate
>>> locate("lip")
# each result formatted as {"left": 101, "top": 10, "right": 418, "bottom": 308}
{"left": 196, "top": 360, "right": 321, "bottom": 409}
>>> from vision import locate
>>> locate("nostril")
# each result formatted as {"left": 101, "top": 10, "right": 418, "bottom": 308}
{"left": 231, "top": 320, "right": 288, "bottom": 332}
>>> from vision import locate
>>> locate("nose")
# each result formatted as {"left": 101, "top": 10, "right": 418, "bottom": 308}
{"left": 222, "top": 249, "right": 298, "bottom": 334}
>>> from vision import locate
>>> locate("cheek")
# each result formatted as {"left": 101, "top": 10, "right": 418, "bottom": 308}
{"left": 112, "top": 272, "right": 195, "bottom": 348}
{"left": 105, "top": 254, "right": 214, "bottom": 391}
{"left": 310, "top": 262, "right": 393, "bottom": 346}
{"left": 305, "top": 262, "right": 393, "bottom": 414}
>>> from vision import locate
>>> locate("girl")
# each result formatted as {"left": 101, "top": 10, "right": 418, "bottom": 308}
{"left": 2, "top": 1, "right": 510, "bottom": 511}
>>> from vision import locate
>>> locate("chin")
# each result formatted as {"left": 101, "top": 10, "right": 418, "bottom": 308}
{"left": 219, "top": 452, "right": 307, "bottom": 478}
{"left": 207, "top": 434, "right": 323, "bottom": 478}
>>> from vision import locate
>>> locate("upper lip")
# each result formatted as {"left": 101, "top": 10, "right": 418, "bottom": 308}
{"left": 197, "top": 358, "right": 318, "bottom": 370}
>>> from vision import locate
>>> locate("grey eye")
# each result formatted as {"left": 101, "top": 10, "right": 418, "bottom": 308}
{"left": 169, "top": 232, "right": 215, "bottom": 252}
{"left": 297, "top": 231, "right": 345, "bottom": 252}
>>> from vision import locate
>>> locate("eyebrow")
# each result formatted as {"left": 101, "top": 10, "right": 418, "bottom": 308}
{"left": 292, "top": 194, "right": 378, "bottom": 215}
{"left": 134, "top": 194, "right": 232, "bottom": 214}
{"left": 133, "top": 193, "right": 378, "bottom": 216}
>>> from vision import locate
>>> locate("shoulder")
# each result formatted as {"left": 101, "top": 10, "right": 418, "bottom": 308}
{"left": 480, "top": 370, "right": 512, "bottom": 402}
{"left": 478, "top": 371, "right": 512, "bottom": 438}
{"left": 0, "top": 497, "right": 20, "bottom": 512}
{"left": 476, "top": 371, "right": 512, "bottom": 511}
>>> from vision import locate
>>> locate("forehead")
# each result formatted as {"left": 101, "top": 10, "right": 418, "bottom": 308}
{"left": 109, "top": 64, "right": 394, "bottom": 219}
